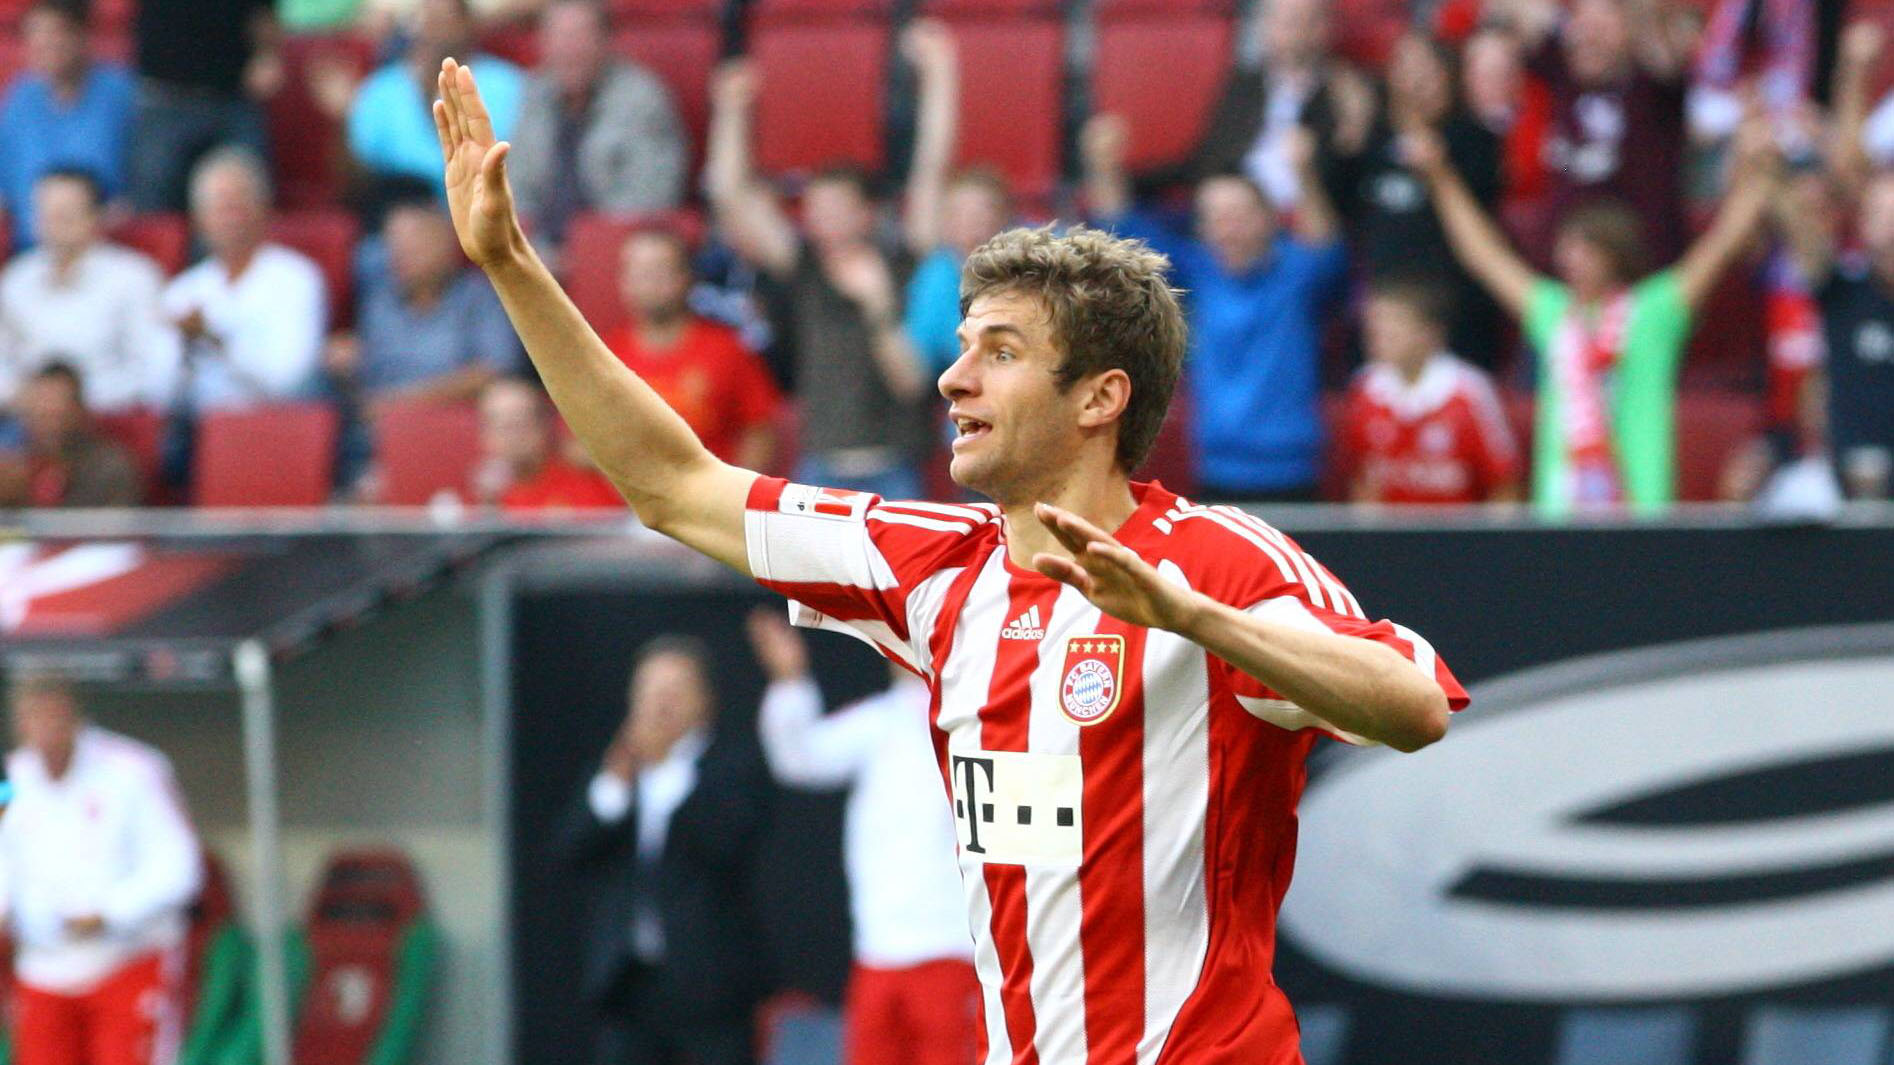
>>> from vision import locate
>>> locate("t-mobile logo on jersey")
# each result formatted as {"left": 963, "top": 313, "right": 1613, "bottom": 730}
{"left": 950, "top": 750, "right": 1084, "bottom": 865}
{"left": 1000, "top": 606, "right": 1046, "bottom": 640}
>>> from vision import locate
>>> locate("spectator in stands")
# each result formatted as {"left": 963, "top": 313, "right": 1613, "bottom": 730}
{"left": 1411, "top": 113, "right": 1779, "bottom": 516}
{"left": 557, "top": 636, "right": 769, "bottom": 1065}
{"left": 706, "top": 60, "right": 930, "bottom": 498}
{"left": 126, "top": 0, "right": 281, "bottom": 212}
{"left": 0, "top": 1, "right": 134, "bottom": 247}
{"left": 348, "top": 0, "right": 525, "bottom": 187}
{"left": 510, "top": 0, "right": 687, "bottom": 252}
{"left": 0, "top": 673, "right": 201, "bottom": 1065}
{"left": 0, "top": 362, "right": 143, "bottom": 506}
{"left": 1339, "top": 278, "right": 1522, "bottom": 505}
{"left": 899, "top": 20, "right": 1014, "bottom": 377}
{"left": 1334, "top": 31, "right": 1507, "bottom": 367}
{"left": 329, "top": 199, "right": 519, "bottom": 403}
{"left": 0, "top": 169, "right": 178, "bottom": 414}
{"left": 474, "top": 377, "right": 622, "bottom": 510}
{"left": 746, "top": 610, "right": 977, "bottom": 1065}
{"left": 1084, "top": 115, "right": 1346, "bottom": 500}
{"left": 1491, "top": 0, "right": 1696, "bottom": 261}
{"left": 1144, "top": 0, "right": 1373, "bottom": 208}
{"left": 1777, "top": 165, "right": 1894, "bottom": 501}
{"left": 163, "top": 147, "right": 328, "bottom": 413}
{"left": 606, "top": 228, "right": 780, "bottom": 470}
{"left": 1462, "top": 26, "right": 1551, "bottom": 206}
{"left": 1830, "top": 21, "right": 1887, "bottom": 194}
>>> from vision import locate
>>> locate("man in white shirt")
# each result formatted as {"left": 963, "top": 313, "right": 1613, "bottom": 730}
{"left": 745, "top": 610, "right": 977, "bottom": 1065}
{"left": 0, "top": 674, "right": 201, "bottom": 1065}
{"left": 556, "top": 636, "right": 770, "bottom": 1065}
{"left": 0, "top": 169, "right": 179, "bottom": 413}
{"left": 161, "top": 147, "right": 327, "bottom": 412}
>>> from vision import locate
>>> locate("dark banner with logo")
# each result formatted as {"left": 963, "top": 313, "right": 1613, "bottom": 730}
{"left": 507, "top": 523, "right": 1894, "bottom": 1065}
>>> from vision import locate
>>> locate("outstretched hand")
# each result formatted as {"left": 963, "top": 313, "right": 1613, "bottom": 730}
{"left": 433, "top": 58, "right": 519, "bottom": 268}
{"left": 1030, "top": 503, "right": 1199, "bottom": 633}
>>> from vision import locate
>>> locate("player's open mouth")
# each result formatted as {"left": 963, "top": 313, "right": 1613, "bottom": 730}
{"left": 952, "top": 417, "right": 992, "bottom": 447}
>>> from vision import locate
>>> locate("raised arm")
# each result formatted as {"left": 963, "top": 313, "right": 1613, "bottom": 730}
{"left": 1829, "top": 21, "right": 1883, "bottom": 196}
{"left": 1408, "top": 128, "right": 1541, "bottom": 318}
{"left": 1624, "top": 0, "right": 1693, "bottom": 81}
{"left": 1774, "top": 168, "right": 1840, "bottom": 290}
{"left": 1285, "top": 126, "right": 1339, "bottom": 245}
{"left": 901, "top": 19, "right": 959, "bottom": 255}
{"left": 704, "top": 59, "right": 799, "bottom": 277}
{"left": 1676, "top": 116, "right": 1782, "bottom": 310}
{"left": 435, "top": 59, "right": 755, "bottom": 572}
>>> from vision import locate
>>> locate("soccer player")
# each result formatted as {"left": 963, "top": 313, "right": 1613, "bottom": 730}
{"left": 435, "top": 59, "right": 1466, "bottom": 1063}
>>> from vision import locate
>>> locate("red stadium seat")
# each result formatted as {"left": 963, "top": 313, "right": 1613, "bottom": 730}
{"left": 610, "top": 0, "right": 725, "bottom": 19}
{"left": 270, "top": 208, "right": 360, "bottom": 328}
{"left": 751, "top": 21, "right": 890, "bottom": 176}
{"left": 370, "top": 398, "right": 483, "bottom": 505}
{"left": 271, "top": 34, "right": 375, "bottom": 211}
{"left": 107, "top": 213, "right": 190, "bottom": 275}
{"left": 1091, "top": 15, "right": 1234, "bottom": 173}
{"left": 1331, "top": 0, "right": 1407, "bottom": 70}
{"left": 922, "top": 0, "right": 1057, "bottom": 18}
{"left": 749, "top": 0, "right": 893, "bottom": 21}
{"left": 93, "top": 407, "right": 163, "bottom": 503}
{"left": 290, "top": 850, "right": 436, "bottom": 1065}
{"left": 1674, "top": 390, "right": 1761, "bottom": 502}
{"left": 192, "top": 403, "right": 340, "bottom": 507}
{"left": 1682, "top": 265, "right": 1766, "bottom": 391}
{"left": 561, "top": 208, "right": 707, "bottom": 333}
{"left": 937, "top": 18, "right": 1064, "bottom": 198}
{"left": 611, "top": 21, "right": 723, "bottom": 168}
{"left": 1134, "top": 390, "right": 1196, "bottom": 497}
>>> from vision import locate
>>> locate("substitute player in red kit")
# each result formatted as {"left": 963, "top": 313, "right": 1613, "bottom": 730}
{"left": 435, "top": 58, "right": 1467, "bottom": 1065}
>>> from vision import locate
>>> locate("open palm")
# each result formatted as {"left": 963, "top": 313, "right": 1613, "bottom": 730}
{"left": 432, "top": 58, "right": 517, "bottom": 267}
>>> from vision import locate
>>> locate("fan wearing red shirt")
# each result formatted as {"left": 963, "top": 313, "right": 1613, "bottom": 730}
{"left": 477, "top": 378, "right": 622, "bottom": 511}
{"left": 1341, "top": 279, "right": 1522, "bottom": 504}
{"left": 605, "top": 228, "right": 781, "bottom": 469}
{"left": 436, "top": 61, "right": 1466, "bottom": 1065}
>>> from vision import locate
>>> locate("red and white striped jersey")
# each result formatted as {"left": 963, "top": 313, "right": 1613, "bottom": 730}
{"left": 745, "top": 477, "right": 1469, "bottom": 1065}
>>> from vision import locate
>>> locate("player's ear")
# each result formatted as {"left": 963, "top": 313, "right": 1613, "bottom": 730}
{"left": 1075, "top": 368, "right": 1131, "bottom": 431}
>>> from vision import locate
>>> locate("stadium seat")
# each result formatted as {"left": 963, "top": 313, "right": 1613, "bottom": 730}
{"left": 1134, "top": 390, "right": 1196, "bottom": 496}
{"left": 288, "top": 850, "right": 439, "bottom": 1065}
{"left": 935, "top": 17, "right": 1064, "bottom": 198}
{"left": 192, "top": 403, "right": 340, "bottom": 507}
{"left": 611, "top": 21, "right": 723, "bottom": 166}
{"left": 1554, "top": 1007, "right": 1696, "bottom": 1065}
{"left": 609, "top": 0, "right": 725, "bottom": 19}
{"left": 271, "top": 34, "right": 375, "bottom": 211}
{"left": 748, "top": 0, "right": 893, "bottom": 22}
{"left": 1331, "top": 0, "right": 1407, "bottom": 70}
{"left": 1681, "top": 265, "right": 1766, "bottom": 391}
{"left": 108, "top": 213, "right": 192, "bottom": 275}
{"left": 1675, "top": 390, "right": 1761, "bottom": 502}
{"left": 370, "top": 398, "right": 483, "bottom": 505}
{"left": 1741, "top": 1006, "right": 1891, "bottom": 1065}
{"left": 921, "top": 0, "right": 1058, "bottom": 19}
{"left": 93, "top": 407, "right": 165, "bottom": 504}
{"left": 561, "top": 208, "right": 707, "bottom": 333}
{"left": 270, "top": 208, "right": 361, "bottom": 328}
{"left": 751, "top": 21, "right": 890, "bottom": 176}
{"left": 1091, "top": 15, "right": 1235, "bottom": 173}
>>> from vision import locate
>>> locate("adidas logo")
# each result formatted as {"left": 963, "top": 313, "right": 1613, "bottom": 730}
{"left": 1001, "top": 605, "right": 1046, "bottom": 641}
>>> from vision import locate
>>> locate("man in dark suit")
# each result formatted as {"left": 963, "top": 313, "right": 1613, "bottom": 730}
{"left": 559, "top": 635, "right": 771, "bottom": 1065}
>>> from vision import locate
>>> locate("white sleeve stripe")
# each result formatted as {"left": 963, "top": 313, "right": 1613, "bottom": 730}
{"left": 876, "top": 500, "right": 999, "bottom": 521}
{"left": 1391, "top": 622, "right": 1439, "bottom": 678}
{"left": 868, "top": 510, "right": 977, "bottom": 534}
{"left": 1214, "top": 506, "right": 1330, "bottom": 611}
{"left": 1190, "top": 510, "right": 1303, "bottom": 591}
{"left": 752, "top": 509, "right": 902, "bottom": 590}
{"left": 1229, "top": 509, "right": 1365, "bottom": 619}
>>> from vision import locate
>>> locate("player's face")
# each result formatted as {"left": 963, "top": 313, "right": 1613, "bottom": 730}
{"left": 940, "top": 290, "right": 1082, "bottom": 504}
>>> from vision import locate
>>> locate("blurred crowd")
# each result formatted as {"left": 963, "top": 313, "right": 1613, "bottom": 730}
{"left": 0, "top": 0, "right": 1891, "bottom": 514}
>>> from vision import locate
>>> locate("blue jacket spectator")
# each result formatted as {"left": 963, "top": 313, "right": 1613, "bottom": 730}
{"left": 0, "top": 3, "right": 134, "bottom": 246}
{"left": 347, "top": 0, "right": 524, "bottom": 185}
{"left": 1084, "top": 115, "right": 1347, "bottom": 499}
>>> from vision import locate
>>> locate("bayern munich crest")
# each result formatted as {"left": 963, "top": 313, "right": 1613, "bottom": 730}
{"left": 1060, "top": 634, "right": 1125, "bottom": 726}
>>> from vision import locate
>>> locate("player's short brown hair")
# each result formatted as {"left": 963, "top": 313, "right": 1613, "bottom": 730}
{"left": 959, "top": 225, "right": 1186, "bottom": 472}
